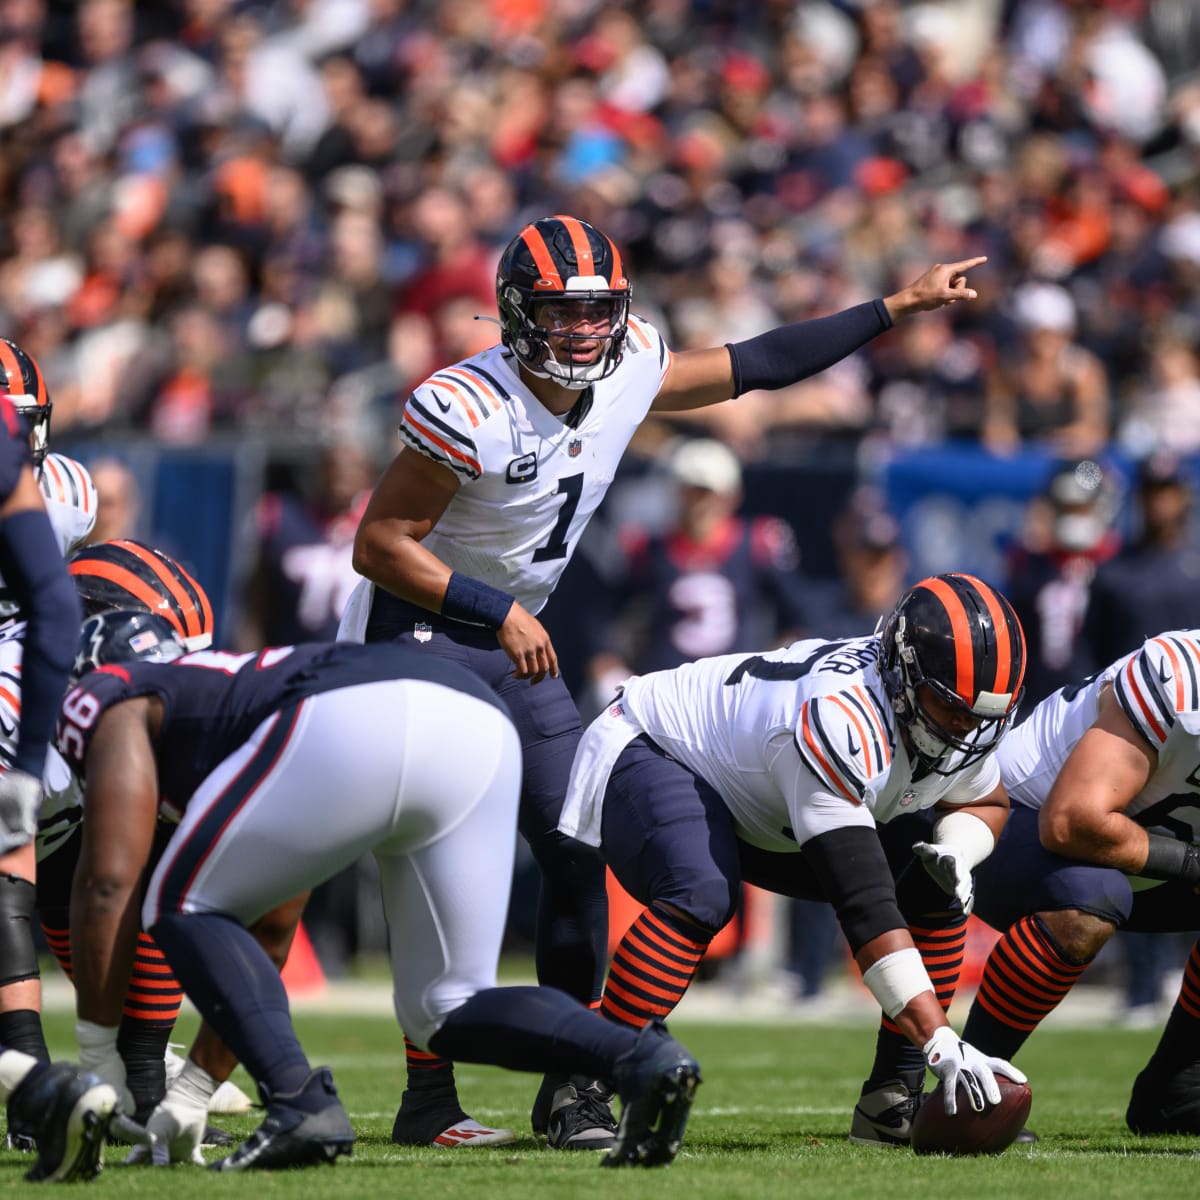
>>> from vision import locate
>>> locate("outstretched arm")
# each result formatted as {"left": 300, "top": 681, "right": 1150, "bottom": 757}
{"left": 652, "top": 257, "right": 986, "bottom": 413}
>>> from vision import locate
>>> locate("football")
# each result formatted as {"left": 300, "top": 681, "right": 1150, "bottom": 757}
{"left": 910, "top": 1075, "right": 1033, "bottom": 1156}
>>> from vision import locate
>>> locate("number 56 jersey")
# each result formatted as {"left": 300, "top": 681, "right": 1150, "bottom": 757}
{"left": 560, "top": 635, "right": 1002, "bottom": 853}
{"left": 392, "top": 316, "right": 670, "bottom": 617}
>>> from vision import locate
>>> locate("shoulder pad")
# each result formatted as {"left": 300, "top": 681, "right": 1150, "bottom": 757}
{"left": 625, "top": 314, "right": 671, "bottom": 372}
{"left": 400, "top": 362, "right": 511, "bottom": 480}
{"left": 794, "top": 685, "right": 895, "bottom": 803}
{"left": 1113, "top": 633, "right": 1200, "bottom": 749}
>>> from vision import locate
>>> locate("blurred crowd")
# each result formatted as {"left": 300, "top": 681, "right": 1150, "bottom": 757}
{"left": 1, "top": 0, "right": 1200, "bottom": 462}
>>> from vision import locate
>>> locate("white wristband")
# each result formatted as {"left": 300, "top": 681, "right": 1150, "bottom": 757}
{"left": 931, "top": 810, "right": 995, "bottom": 869}
{"left": 861, "top": 947, "right": 935, "bottom": 1019}
{"left": 170, "top": 1059, "right": 219, "bottom": 1107}
{"left": 75, "top": 1020, "right": 119, "bottom": 1053}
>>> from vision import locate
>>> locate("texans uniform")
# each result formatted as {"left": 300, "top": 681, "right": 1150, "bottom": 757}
{"left": 338, "top": 316, "right": 671, "bottom": 1002}
{"left": 560, "top": 635, "right": 1001, "bottom": 926}
{"left": 973, "top": 631, "right": 1200, "bottom": 932}
{"left": 56, "top": 642, "right": 522, "bottom": 1046}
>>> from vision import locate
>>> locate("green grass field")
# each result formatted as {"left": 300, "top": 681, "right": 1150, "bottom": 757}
{"left": 4, "top": 1010, "right": 1195, "bottom": 1198}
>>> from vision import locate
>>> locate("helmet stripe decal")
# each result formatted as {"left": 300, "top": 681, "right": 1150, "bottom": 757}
{"left": 110, "top": 540, "right": 203, "bottom": 639}
{"left": 957, "top": 573, "right": 1018, "bottom": 697}
{"left": 69, "top": 558, "right": 186, "bottom": 636}
{"left": 918, "top": 576, "right": 974, "bottom": 702}
{"left": 518, "top": 224, "right": 563, "bottom": 289}
{"left": 27, "top": 353, "right": 45, "bottom": 406}
{"left": 0, "top": 341, "right": 24, "bottom": 395}
{"left": 606, "top": 235, "right": 625, "bottom": 289}
{"left": 558, "top": 216, "right": 595, "bottom": 277}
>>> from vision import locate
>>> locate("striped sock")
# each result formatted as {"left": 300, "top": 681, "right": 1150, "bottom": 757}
{"left": 962, "top": 914, "right": 1089, "bottom": 1060}
{"left": 404, "top": 1037, "right": 458, "bottom": 1095}
{"left": 600, "top": 904, "right": 710, "bottom": 1029}
{"left": 869, "top": 918, "right": 967, "bottom": 1088}
{"left": 122, "top": 933, "right": 184, "bottom": 1023}
{"left": 41, "top": 923, "right": 72, "bottom": 980}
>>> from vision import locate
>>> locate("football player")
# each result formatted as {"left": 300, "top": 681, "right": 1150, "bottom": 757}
{"left": 0, "top": 340, "right": 98, "bottom": 1100}
{"left": 0, "top": 342, "right": 117, "bottom": 1180}
{"left": 343, "top": 213, "right": 987, "bottom": 1147}
{"left": 559, "top": 573, "right": 1028, "bottom": 1124}
{"left": 61, "top": 612, "right": 701, "bottom": 1171}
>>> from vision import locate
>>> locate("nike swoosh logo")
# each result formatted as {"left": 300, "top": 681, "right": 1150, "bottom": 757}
{"left": 1159, "top": 662, "right": 1173, "bottom": 684}
{"left": 434, "top": 395, "right": 452, "bottom": 414}
{"left": 847, "top": 732, "right": 861, "bottom": 757}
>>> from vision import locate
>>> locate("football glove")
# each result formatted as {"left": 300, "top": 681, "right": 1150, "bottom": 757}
{"left": 125, "top": 1059, "right": 216, "bottom": 1166}
{"left": 912, "top": 840, "right": 976, "bottom": 914}
{"left": 922, "top": 1027, "right": 1026, "bottom": 1116}
{"left": 0, "top": 769, "right": 42, "bottom": 854}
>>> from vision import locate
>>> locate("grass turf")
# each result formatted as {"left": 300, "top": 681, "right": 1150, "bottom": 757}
{"left": 4, "top": 1011, "right": 1196, "bottom": 1197}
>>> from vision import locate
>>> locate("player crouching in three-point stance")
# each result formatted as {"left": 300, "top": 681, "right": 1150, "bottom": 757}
{"left": 559, "top": 573, "right": 1029, "bottom": 1130}
{"left": 344, "top": 211, "right": 989, "bottom": 1147}
{"left": 60, "top": 613, "right": 701, "bottom": 1171}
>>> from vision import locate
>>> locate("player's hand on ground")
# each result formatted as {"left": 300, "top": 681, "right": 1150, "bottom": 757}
{"left": 912, "top": 840, "right": 976, "bottom": 913}
{"left": 888, "top": 258, "right": 986, "bottom": 317}
{"left": 125, "top": 1060, "right": 214, "bottom": 1165}
{"left": 0, "top": 768, "right": 42, "bottom": 853}
{"left": 923, "top": 1027, "right": 1025, "bottom": 1115}
{"left": 498, "top": 603, "right": 559, "bottom": 684}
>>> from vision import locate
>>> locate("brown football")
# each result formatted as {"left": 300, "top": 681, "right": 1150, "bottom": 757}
{"left": 910, "top": 1075, "right": 1032, "bottom": 1156}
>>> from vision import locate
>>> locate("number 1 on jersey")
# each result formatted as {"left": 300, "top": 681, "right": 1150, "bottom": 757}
{"left": 532, "top": 473, "right": 583, "bottom": 563}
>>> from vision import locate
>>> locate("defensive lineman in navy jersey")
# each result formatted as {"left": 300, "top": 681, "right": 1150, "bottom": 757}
{"left": 342, "top": 213, "right": 989, "bottom": 1146}
{"left": 60, "top": 622, "right": 701, "bottom": 1171}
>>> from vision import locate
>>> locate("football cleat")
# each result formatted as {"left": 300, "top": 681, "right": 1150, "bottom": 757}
{"left": 544, "top": 1077, "right": 618, "bottom": 1150}
{"left": 209, "top": 1067, "right": 353, "bottom": 1171}
{"left": 848, "top": 1079, "right": 922, "bottom": 1147}
{"left": 390, "top": 1093, "right": 515, "bottom": 1148}
{"left": 7, "top": 1062, "right": 118, "bottom": 1182}
{"left": 1126, "top": 1061, "right": 1200, "bottom": 1135}
{"left": 601, "top": 1020, "right": 701, "bottom": 1168}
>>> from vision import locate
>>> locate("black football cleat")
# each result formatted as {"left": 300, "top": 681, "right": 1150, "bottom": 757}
{"left": 7, "top": 1062, "right": 118, "bottom": 1182}
{"left": 848, "top": 1078, "right": 922, "bottom": 1147}
{"left": 601, "top": 1020, "right": 701, "bottom": 1168}
{"left": 1126, "top": 1062, "right": 1200, "bottom": 1135}
{"left": 545, "top": 1077, "right": 618, "bottom": 1150}
{"left": 209, "top": 1067, "right": 354, "bottom": 1171}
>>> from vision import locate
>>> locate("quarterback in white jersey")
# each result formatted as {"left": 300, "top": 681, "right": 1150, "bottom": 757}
{"left": 564, "top": 573, "right": 1028, "bottom": 1123}
{"left": 342, "top": 212, "right": 990, "bottom": 1148}
{"left": 918, "top": 628, "right": 1200, "bottom": 1140}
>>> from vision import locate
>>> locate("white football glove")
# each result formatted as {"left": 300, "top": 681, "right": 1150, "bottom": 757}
{"left": 923, "top": 1026, "right": 1026, "bottom": 1115}
{"left": 75, "top": 1020, "right": 136, "bottom": 1114}
{"left": 0, "top": 769, "right": 42, "bottom": 854}
{"left": 912, "top": 840, "right": 976, "bottom": 913}
{"left": 125, "top": 1058, "right": 216, "bottom": 1166}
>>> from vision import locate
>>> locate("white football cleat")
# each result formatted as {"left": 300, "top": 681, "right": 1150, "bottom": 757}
{"left": 431, "top": 1118, "right": 516, "bottom": 1147}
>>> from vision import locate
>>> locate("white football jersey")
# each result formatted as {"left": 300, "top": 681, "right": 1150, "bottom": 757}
{"left": 0, "top": 618, "right": 80, "bottom": 860}
{"left": 395, "top": 315, "right": 671, "bottom": 615}
{"left": 1000, "top": 631, "right": 1200, "bottom": 854}
{"left": 562, "top": 635, "right": 1001, "bottom": 851}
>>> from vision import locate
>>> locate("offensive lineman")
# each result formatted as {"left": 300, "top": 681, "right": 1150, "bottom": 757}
{"left": 343, "top": 212, "right": 988, "bottom": 1147}
{"left": 559, "top": 573, "right": 1029, "bottom": 1122}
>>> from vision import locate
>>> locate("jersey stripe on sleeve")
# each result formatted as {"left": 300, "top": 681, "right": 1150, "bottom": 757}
{"left": 795, "top": 696, "right": 866, "bottom": 804}
{"left": 400, "top": 394, "right": 482, "bottom": 479}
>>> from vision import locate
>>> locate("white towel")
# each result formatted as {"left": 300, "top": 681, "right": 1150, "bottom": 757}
{"left": 558, "top": 696, "right": 642, "bottom": 847}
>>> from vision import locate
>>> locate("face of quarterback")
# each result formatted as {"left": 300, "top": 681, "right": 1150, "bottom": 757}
{"left": 534, "top": 298, "right": 617, "bottom": 369}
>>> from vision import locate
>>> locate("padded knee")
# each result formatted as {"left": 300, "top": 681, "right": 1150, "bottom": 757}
{"left": 0, "top": 874, "right": 40, "bottom": 987}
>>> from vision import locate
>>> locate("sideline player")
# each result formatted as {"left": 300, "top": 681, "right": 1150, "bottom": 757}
{"left": 559, "top": 573, "right": 1028, "bottom": 1124}
{"left": 342, "top": 213, "right": 987, "bottom": 1147}
{"left": 60, "top": 613, "right": 701, "bottom": 1170}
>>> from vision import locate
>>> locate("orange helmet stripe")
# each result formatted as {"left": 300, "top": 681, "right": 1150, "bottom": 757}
{"left": 518, "top": 224, "right": 563, "bottom": 290}
{"left": 956, "top": 573, "right": 1017, "bottom": 697}
{"left": 109, "top": 540, "right": 204, "bottom": 639}
{"left": 26, "top": 352, "right": 45, "bottom": 406}
{"left": 0, "top": 342, "right": 25, "bottom": 395}
{"left": 918, "top": 576, "right": 974, "bottom": 702}
{"left": 605, "top": 234, "right": 625, "bottom": 288}
{"left": 557, "top": 215, "right": 595, "bottom": 277}
{"left": 69, "top": 558, "right": 185, "bottom": 636}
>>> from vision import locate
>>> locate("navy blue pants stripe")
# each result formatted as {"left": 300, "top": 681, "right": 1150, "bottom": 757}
{"left": 156, "top": 703, "right": 304, "bottom": 916}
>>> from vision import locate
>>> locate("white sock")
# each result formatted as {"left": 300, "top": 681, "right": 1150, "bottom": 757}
{"left": 0, "top": 1049, "right": 39, "bottom": 1101}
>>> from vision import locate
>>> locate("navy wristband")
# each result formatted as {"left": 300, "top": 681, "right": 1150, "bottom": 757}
{"left": 726, "top": 299, "right": 892, "bottom": 396}
{"left": 1142, "top": 834, "right": 1200, "bottom": 885}
{"left": 441, "top": 572, "right": 516, "bottom": 630}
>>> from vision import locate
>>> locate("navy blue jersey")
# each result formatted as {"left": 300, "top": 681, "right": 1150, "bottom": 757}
{"left": 56, "top": 641, "right": 506, "bottom": 818}
{"left": 616, "top": 515, "right": 806, "bottom": 673}
{"left": 0, "top": 394, "right": 31, "bottom": 498}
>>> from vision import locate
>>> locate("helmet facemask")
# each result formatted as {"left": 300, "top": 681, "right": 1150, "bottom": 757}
{"left": 500, "top": 278, "right": 629, "bottom": 390}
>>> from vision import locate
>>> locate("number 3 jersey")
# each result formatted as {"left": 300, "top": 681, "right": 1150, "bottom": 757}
{"left": 340, "top": 315, "right": 670, "bottom": 639}
{"left": 559, "top": 634, "right": 1001, "bottom": 852}
{"left": 998, "top": 630, "right": 1200, "bottom": 859}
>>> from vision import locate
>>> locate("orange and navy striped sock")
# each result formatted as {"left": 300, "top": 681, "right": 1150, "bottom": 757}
{"left": 1144, "top": 939, "right": 1200, "bottom": 1073}
{"left": 122, "top": 932, "right": 184, "bottom": 1024}
{"left": 600, "top": 903, "right": 710, "bottom": 1029}
{"left": 867, "top": 917, "right": 967, "bottom": 1088}
{"left": 962, "top": 914, "right": 1090, "bottom": 1060}
{"left": 41, "top": 922, "right": 73, "bottom": 980}
{"left": 403, "top": 1036, "right": 459, "bottom": 1098}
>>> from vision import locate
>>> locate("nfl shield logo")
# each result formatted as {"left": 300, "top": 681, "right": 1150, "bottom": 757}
{"left": 568, "top": 438, "right": 582, "bottom": 458}
{"left": 414, "top": 622, "right": 432, "bottom": 644}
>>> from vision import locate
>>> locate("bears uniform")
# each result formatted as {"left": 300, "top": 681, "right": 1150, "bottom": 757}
{"left": 561, "top": 635, "right": 1002, "bottom": 855}
{"left": 63, "top": 623, "right": 701, "bottom": 1171}
{"left": 341, "top": 314, "right": 669, "bottom": 633}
